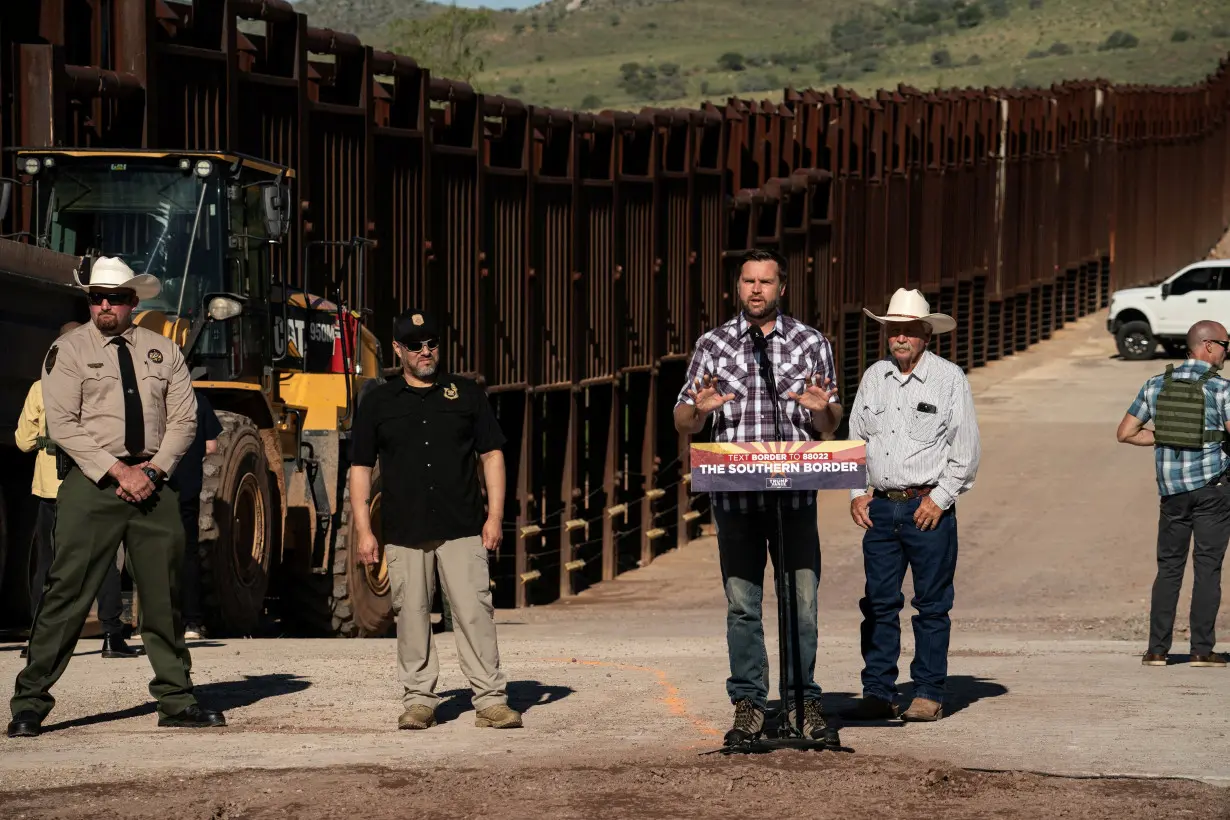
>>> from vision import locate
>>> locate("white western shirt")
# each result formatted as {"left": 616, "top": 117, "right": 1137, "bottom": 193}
{"left": 846, "top": 350, "right": 981, "bottom": 510}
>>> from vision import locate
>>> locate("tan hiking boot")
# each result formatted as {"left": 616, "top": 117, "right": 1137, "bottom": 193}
{"left": 475, "top": 704, "right": 523, "bottom": 729}
{"left": 398, "top": 705, "right": 437, "bottom": 730}
{"left": 723, "top": 698, "right": 764, "bottom": 745}
{"left": 901, "top": 697, "right": 943, "bottom": 722}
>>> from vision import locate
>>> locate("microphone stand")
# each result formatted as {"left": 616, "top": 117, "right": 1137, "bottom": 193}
{"left": 708, "top": 322, "right": 846, "bottom": 756}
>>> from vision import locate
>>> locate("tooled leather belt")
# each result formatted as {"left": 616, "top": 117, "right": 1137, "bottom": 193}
{"left": 873, "top": 486, "right": 936, "bottom": 501}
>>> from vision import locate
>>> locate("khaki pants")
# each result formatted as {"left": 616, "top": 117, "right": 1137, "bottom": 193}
{"left": 387, "top": 536, "right": 508, "bottom": 712}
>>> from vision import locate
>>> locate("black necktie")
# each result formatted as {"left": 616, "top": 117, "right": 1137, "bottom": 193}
{"left": 111, "top": 337, "right": 145, "bottom": 455}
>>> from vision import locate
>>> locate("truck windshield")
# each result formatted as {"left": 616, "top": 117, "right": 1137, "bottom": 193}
{"left": 39, "top": 165, "right": 223, "bottom": 319}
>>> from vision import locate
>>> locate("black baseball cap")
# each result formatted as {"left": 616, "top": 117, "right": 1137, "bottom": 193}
{"left": 393, "top": 309, "right": 440, "bottom": 346}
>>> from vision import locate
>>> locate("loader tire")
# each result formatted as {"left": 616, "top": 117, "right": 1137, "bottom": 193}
{"left": 280, "top": 468, "right": 393, "bottom": 638}
{"left": 198, "top": 411, "right": 274, "bottom": 637}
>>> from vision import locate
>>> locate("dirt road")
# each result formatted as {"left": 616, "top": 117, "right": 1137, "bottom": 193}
{"left": 1, "top": 312, "right": 1228, "bottom": 817}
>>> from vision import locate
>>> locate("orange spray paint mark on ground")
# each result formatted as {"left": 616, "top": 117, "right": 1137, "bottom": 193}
{"left": 541, "top": 657, "right": 723, "bottom": 740}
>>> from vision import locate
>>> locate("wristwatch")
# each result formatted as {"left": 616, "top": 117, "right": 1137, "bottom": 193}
{"left": 142, "top": 466, "right": 161, "bottom": 486}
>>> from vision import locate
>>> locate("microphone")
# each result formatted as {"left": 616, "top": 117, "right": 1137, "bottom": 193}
{"left": 747, "top": 323, "right": 774, "bottom": 386}
{"left": 747, "top": 322, "right": 783, "bottom": 440}
{"left": 748, "top": 324, "right": 768, "bottom": 354}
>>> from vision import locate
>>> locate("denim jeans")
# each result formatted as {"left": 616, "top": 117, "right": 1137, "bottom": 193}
{"left": 713, "top": 501, "right": 822, "bottom": 709}
{"left": 858, "top": 496, "right": 959, "bottom": 705}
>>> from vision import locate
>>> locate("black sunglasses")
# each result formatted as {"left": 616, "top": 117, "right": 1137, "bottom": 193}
{"left": 1205, "top": 338, "right": 1230, "bottom": 351}
{"left": 398, "top": 338, "right": 439, "bottom": 353}
{"left": 88, "top": 291, "right": 134, "bottom": 306}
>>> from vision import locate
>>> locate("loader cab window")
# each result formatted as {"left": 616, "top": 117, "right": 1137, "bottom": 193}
{"left": 35, "top": 161, "right": 224, "bottom": 320}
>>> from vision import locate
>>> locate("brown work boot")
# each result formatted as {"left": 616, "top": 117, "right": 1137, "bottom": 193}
{"left": 1189, "top": 652, "right": 1227, "bottom": 668}
{"left": 398, "top": 705, "right": 437, "bottom": 730}
{"left": 901, "top": 697, "right": 943, "bottom": 722}
{"left": 474, "top": 704, "right": 523, "bottom": 729}
{"left": 840, "top": 695, "right": 898, "bottom": 721}
{"left": 1141, "top": 652, "right": 1168, "bottom": 666}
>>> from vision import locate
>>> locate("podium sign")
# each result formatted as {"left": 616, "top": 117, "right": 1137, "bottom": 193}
{"left": 689, "top": 441, "right": 866, "bottom": 492}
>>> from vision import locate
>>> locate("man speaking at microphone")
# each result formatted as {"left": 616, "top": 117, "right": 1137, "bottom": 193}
{"left": 674, "top": 248, "right": 842, "bottom": 745}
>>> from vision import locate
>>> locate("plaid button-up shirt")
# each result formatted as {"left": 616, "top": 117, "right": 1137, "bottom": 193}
{"left": 1127, "top": 359, "right": 1230, "bottom": 497}
{"left": 676, "top": 311, "right": 838, "bottom": 511}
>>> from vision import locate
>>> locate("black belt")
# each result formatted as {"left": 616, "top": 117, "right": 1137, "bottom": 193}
{"left": 873, "top": 486, "right": 936, "bottom": 502}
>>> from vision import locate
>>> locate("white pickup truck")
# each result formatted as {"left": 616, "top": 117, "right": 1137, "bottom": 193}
{"left": 1107, "top": 260, "right": 1230, "bottom": 360}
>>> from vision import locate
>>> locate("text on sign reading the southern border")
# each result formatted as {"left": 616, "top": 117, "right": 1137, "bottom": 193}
{"left": 696, "top": 461, "right": 858, "bottom": 474}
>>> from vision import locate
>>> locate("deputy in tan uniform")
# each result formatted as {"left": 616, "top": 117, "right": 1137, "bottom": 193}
{"left": 16, "top": 320, "right": 143, "bottom": 661}
{"left": 8, "top": 257, "right": 225, "bottom": 738}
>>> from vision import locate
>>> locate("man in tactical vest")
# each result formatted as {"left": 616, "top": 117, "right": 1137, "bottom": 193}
{"left": 1117, "top": 319, "right": 1230, "bottom": 668}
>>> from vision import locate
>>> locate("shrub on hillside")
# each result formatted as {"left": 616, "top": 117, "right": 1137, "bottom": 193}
{"left": 737, "top": 73, "right": 780, "bottom": 93}
{"left": 717, "top": 52, "right": 746, "bottom": 71}
{"left": 579, "top": 94, "right": 603, "bottom": 109}
{"left": 985, "top": 0, "right": 1009, "bottom": 19}
{"left": 930, "top": 48, "right": 952, "bottom": 67}
{"left": 966, "top": 54, "right": 982, "bottom": 65}
{"left": 1171, "top": 29, "right": 1192, "bottom": 43}
{"left": 831, "top": 15, "right": 890, "bottom": 54}
{"left": 899, "top": 24, "right": 932, "bottom": 45}
{"left": 1026, "top": 49, "right": 1047, "bottom": 59}
{"left": 1048, "top": 41, "right": 1072, "bottom": 55}
{"left": 956, "top": 3, "right": 984, "bottom": 29}
{"left": 1214, "top": 25, "right": 1230, "bottom": 38}
{"left": 1098, "top": 30, "right": 1139, "bottom": 50}
{"left": 1028, "top": 0, "right": 1043, "bottom": 9}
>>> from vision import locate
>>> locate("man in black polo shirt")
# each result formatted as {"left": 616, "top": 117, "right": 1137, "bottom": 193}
{"left": 348, "top": 309, "right": 522, "bottom": 731}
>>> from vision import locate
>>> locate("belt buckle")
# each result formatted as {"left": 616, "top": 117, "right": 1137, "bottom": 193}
{"left": 886, "top": 490, "right": 910, "bottom": 502}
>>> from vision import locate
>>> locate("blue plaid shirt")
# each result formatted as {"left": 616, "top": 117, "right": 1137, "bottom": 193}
{"left": 1127, "top": 359, "right": 1230, "bottom": 497}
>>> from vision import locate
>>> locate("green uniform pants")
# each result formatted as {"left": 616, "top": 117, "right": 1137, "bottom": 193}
{"left": 11, "top": 467, "right": 197, "bottom": 721}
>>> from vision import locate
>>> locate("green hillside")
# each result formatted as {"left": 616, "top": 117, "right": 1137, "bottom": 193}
{"left": 293, "top": 0, "right": 1230, "bottom": 111}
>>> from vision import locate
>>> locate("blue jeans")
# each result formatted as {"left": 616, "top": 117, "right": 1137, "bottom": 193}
{"left": 714, "top": 502, "right": 822, "bottom": 709}
{"left": 858, "top": 496, "right": 959, "bottom": 705}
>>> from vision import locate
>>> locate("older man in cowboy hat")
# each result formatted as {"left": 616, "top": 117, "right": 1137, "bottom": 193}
{"left": 8, "top": 256, "right": 224, "bottom": 738}
{"left": 841, "top": 288, "right": 981, "bottom": 723}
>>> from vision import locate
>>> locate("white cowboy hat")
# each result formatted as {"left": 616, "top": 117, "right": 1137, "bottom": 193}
{"left": 863, "top": 288, "right": 956, "bottom": 334}
{"left": 74, "top": 256, "right": 161, "bottom": 301}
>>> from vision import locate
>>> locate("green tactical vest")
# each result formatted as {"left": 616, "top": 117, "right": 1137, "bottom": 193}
{"left": 1153, "top": 364, "right": 1228, "bottom": 449}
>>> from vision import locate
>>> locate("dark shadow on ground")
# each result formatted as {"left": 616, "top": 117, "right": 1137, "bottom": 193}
{"left": 807, "top": 675, "right": 1009, "bottom": 725}
{"left": 433, "top": 680, "right": 575, "bottom": 724}
{"left": 901, "top": 675, "right": 1008, "bottom": 718}
{"left": 1165, "top": 654, "right": 1226, "bottom": 666}
{"left": 38, "top": 673, "right": 311, "bottom": 734}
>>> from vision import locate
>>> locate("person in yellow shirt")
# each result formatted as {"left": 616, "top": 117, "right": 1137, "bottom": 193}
{"left": 16, "top": 321, "right": 142, "bottom": 660}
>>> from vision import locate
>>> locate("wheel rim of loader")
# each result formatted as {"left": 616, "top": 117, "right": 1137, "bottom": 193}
{"left": 232, "top": 471, "right": 268, "bottom": 586}
{"left": 362, "top": 491, "right": 389, "bottom": 597}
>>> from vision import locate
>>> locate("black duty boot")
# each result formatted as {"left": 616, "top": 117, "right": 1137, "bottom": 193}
{"left": 6, "top": 711, "right": 41, "bottom": 738}
{"left": 723, "top": 698, "right": 765, "bottom": 746}
{"left": 158, "top": 704, "right": 226, "bottom": 728}
{"left": 101, "top": 634, "right": 145, "bottom": 658}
